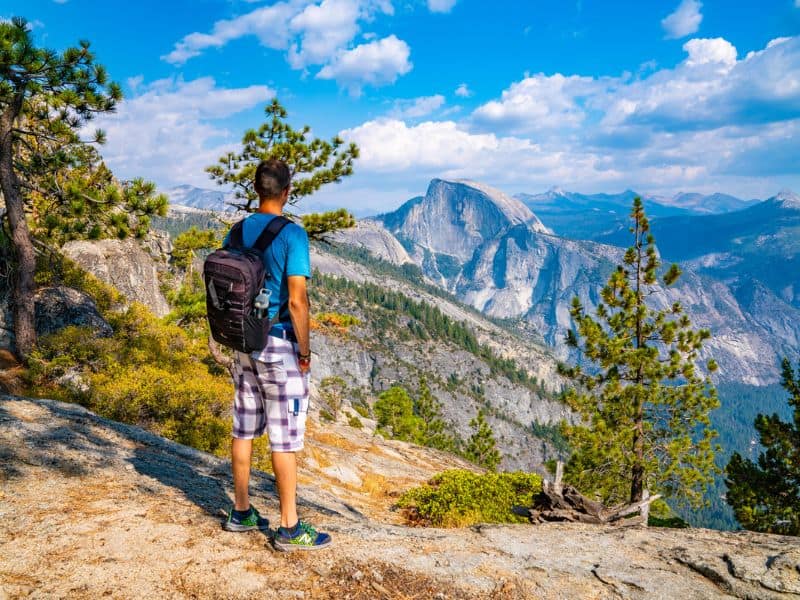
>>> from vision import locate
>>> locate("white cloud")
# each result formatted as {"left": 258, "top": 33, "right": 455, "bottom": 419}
{"left": 92, "top": 77, "right": 273, "bottom": 188}
{"left": 316, "top": 35, "right": 412, "bottom": 95}
{"left": 287, "top": 0, "right": 393, "bottom": 68}
{"left": 683, "top": 38, "right": 737, "bottom": 67}
{"left": 335, "top": 36, "right": 800, "bottom": 199}
{"left": 662, "top": 0, "right": 703, "bottom": 39}
{"left": 455, "top": 83, "right": 472, "bottom": 98}
{"left": 390, "top": 95, "right": 445, "bottom": 119}
{"left": 600, "top": 36, "right": 800, "bottom": 131}
{"left": 162, "top": 0, "right": 305, "bottom": 65}
{"left": 340, "top": 118, "right": 618, "bottom": 185}
{"left": 163, "top": 0, "right": 406, "bottom": 91}
{"left": 427, "top": 0, "right": 457, "bottom": 13}
{"left": 471, "top": 73, "right": 610, "bottom": 134}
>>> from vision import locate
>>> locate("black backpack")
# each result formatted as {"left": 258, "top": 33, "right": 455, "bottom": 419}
{"left": 204, "top": 216, "right": 291, "bottom": 353}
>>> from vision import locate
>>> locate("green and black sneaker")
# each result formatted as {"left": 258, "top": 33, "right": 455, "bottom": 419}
{"left": 223, "top": 506, "right": 270, "bottom": 532}
{"left": 273, "top": 520, "right": 332, "bottom": 552}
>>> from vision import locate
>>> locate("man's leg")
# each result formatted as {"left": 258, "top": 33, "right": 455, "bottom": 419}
{"left": 272, "top": 451, "right": 299, "bottom": 528}
{"left": 232, "top": 437, "right": 253, "bottom": 511}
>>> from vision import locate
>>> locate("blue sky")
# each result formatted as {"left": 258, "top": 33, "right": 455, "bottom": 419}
{"left": 5, "top": 0, "right": 800, "bottom": 213}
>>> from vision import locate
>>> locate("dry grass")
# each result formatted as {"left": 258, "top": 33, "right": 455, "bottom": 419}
{"left": 310, "top": 430, "right": 365, "bottom": 453}
{"left": 359, "top": 472, "right": 397, "bottom": 499}
{"left": 301, "top": 442, "right": 334, "bottom": 469}
{"left": 0, "top": 349, "right": 27, "bottom": 396}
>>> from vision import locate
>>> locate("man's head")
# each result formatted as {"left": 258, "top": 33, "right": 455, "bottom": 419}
{"left": 254, "top": 159, "right": 291, "bottom": 205}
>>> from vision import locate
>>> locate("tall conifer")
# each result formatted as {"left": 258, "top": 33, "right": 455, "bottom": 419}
{"left": 0, "top": 18, "right": 165, "bottom": 359}
{"left": 560, "top": 198, "right": 719, "bottom": 506}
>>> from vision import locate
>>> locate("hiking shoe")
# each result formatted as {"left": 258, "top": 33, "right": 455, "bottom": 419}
{"left": 272, "top": 520, "right": 332, "bottom": 552}
{"left": 223, "top": 506, "right": 270, "bottom": 532}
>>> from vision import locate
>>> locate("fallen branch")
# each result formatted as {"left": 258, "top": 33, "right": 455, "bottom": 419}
{"left": 521, "top": 462, "right": 661, "bottom": 527}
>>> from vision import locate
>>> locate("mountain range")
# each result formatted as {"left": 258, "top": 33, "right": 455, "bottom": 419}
{"left": 330, "top": 179, "right": 799, "bottom": 386}
{"left": 515, "top": 188, "right": 759, "bottom": 241}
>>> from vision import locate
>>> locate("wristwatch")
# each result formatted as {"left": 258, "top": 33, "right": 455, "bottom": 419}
{"left": 298, "top": 351, "right": 311, "bottom": 368}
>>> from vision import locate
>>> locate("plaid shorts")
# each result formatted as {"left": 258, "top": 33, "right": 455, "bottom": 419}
{"left": 232, "top": 335, "right": 309, "bottom": 451}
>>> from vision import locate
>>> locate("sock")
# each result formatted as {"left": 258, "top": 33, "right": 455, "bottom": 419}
{"left": 232, "top": 507, "right": 252, "bottom": 521}
{"left": 280, "top": 521, "right": 301, "bottom": 536}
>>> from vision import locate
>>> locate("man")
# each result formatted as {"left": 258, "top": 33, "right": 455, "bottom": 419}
{"left": 223, "top": 158, "right": 331, "bottom": 551}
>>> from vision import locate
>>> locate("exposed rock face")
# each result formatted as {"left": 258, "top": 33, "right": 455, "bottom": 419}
{"left": 376, "top": 179, "right": 551, "bottom": 279}
{"left": 454, "top": 225, "right": 799, "bottom": 384}
{"left": 365, "top": 180, "right": 800, "bottom": 384}
{"left": 457, "top": 226, "right": 616, "bottom": 341}
{"left": 2, "top": 395, "right": 798, "bottom": 600}
{"left": 62, "top": 238, "right": 171, "bottom": 317}
{"left": 311, "top": 245, "right": 568, "bottom": 472}
{"left": 331, "top": 221, "right": 414, "bottom": 265}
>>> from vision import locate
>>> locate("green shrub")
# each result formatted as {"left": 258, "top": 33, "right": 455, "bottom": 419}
{"left": 319, "top": 409, "right": 335, "bottom": 422}
{"left": 347, "top": 413, "right": 363, "bottom": 429}
{"left": 647, "top": 498, "right": 690, "bottom": 528}
{"left": 352, "top": 399, "right": 371, "bottom": 419}
{"left": 396, "top": 469, "right": 542, "bottom": 527}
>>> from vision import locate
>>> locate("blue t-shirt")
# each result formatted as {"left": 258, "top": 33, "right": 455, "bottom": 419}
{"left": 224, "top": 213, "right": 310, "bottom": 330}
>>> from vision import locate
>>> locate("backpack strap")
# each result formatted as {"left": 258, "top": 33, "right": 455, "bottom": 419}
{"left": 252, "top": 215, "right": 291, "bottom": 253}
{"left": 224, "top": 220, "right": 245, "bottom": 250}
{"left": 255, "top": 216, "right": 293, "bottom": 327}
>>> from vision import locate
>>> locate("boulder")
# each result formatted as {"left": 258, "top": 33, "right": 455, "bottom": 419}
{"left": 34, "top": 286, "right": 113, "bottom": 338}
{"left": 0, "top": 287, "right": 112, "bottom": 352}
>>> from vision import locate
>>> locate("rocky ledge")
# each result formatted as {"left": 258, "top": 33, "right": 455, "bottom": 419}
{"left": 0, "top": 395, "right": 798, "bottom": 600}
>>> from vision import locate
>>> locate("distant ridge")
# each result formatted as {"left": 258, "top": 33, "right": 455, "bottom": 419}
{"left": 165, "top": 185, "right": 237, "bottom": 213}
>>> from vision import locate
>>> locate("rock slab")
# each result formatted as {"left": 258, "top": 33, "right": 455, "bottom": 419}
{"left": 1, "top": 395, "right": 799, "bottom": 599}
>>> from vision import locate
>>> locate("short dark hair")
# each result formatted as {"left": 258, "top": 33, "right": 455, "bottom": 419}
{"left": 254, "top": 159, "right": 291, "bottom": 199}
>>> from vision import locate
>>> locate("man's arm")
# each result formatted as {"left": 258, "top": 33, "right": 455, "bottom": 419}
{"left": 287, "top": 275, "right": 310, "bottom": 371}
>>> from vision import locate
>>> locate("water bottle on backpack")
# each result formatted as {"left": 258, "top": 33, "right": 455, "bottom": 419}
{"left": 253, "top": 288, "right": 271, "bottom": 319}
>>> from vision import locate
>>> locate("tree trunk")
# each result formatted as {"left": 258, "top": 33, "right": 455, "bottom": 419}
{"left": 0, "top": 107, "right": 37, "bottom": 362}
{"left": 630, "top": 209, "right": 645, "bottom": 504}
{"left": 207, "top": 337, "right": 234, "bottom": 379}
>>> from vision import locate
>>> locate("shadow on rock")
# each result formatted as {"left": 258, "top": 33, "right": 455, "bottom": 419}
{"left": 0, "top": 398, "right": 115, "bottom": 480}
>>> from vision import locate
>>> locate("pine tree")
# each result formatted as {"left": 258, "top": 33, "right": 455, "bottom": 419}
{"left": 171, "top": 226, "right": 218, "bottom": 272}
{"left": 374, "top": 386, "right": 420, "bottom": 442}
{"left": 319, "top": 376, "right": 348, "bottom": 419}
{"left": 0, "top": 18, "right": 166, "bottom": 359}
{"left": 726, "top": 358, "right": 800, "bottom": 535}
{"left": 560, "top": 198, "right": 719, "bottom": 507}
{"left": 413, "top": 378, "right": 455, "bottom": 451}
{"left": 465, "top": 409, "right": 501, "bottom": 471}
{"left": 206, "top": 98, "right": 358, "bottom": 239}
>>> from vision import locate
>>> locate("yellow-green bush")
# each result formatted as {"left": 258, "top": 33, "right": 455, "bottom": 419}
{"left": 28, "top": 302, "right": 232, "bottom": 455}
{"left": 313, "top": 312, "right": 361, "bottom": 333}
{"left": 396, "top": 469, "right": 542, "bottom": 527}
